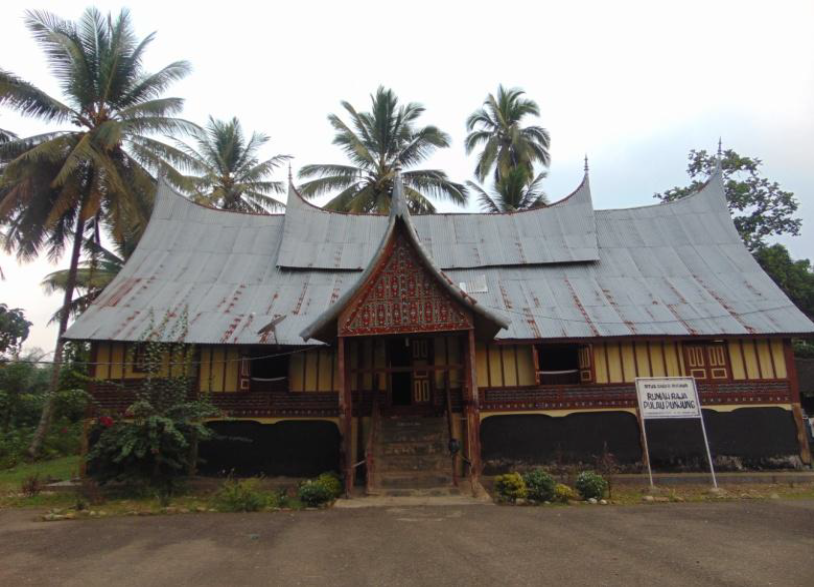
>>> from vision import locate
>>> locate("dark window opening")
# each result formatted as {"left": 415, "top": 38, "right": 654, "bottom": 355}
{"left": 250, "top": 351, "right": 290, "bottom": 381}
{"left": 535, "top": 344, "right": 591, "bottom": 385}
{"left": 131, "top": 345, "right": 150, "bottom": 374}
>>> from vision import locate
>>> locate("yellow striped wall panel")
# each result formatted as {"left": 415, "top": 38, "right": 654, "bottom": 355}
{"left": 755, "top": 340, "right": 775, "bottom": 379}
{"left": 634, "top": 343, "right": 651, "bottom": 378}
{"left": 727, "top": 341, "right": 746, "bottom": 380}
{"left": 95, "top": 343, "right": 110, "bottom": 380}
{"left": 620, "top": 343, "right": 636, "bottom": 382}
{"left": 606, "top": 344, "right": 623, "bottom": 383}
{"left": 502, "top": 346, "right": 518, "bottom": 387}
{"left": 594, "top": 343, "right": 609, "bottom": 384}
{"left": 771, "top": 340, "right": 787, "bottom": 379}
{"left": 741, "top": 341, "right": 760, "bottom": 379}
{"left": 650, "top": 343, "right": 666, "bottom": 377}
{"left": 516, "top": 345, "right": 535, "bottom": 386}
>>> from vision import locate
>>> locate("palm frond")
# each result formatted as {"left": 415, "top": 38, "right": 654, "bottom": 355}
{"left": 0, "top": 69, "right": 76, "bottom": 123}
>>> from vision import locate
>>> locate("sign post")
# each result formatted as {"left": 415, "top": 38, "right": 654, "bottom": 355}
{"left": 635, "top": 377, "right": 717, "bottom": 489}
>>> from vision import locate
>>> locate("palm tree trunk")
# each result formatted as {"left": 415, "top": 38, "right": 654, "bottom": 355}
{"left": 27, "top": 193, "right": 90, "bottom": 459}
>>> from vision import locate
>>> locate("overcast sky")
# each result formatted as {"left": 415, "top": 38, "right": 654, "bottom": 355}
{"left": 1, "top": 0, "right": 813, "bottom": 353}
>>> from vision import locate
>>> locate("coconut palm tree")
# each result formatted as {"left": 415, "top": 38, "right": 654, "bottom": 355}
{"left": 175, "top": 116, "right": 290, "bottom": 213}
{"left": 41, "top": 234, "right": 134, "bottom": 324}
{"left": 465, "top": 85, "right": 551, "bottom": 184}
{"left": 299, "top": 87, "right": 467, "bottom": 214}
{"left": 467, "top": 167, "right": 549, "bottom": 213}
{"left": 0, "top": 8, "right": 195, "bottom": 457}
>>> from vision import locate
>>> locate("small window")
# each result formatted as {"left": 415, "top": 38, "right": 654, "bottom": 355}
{"left": 684, "top": 342, "right": 730, "bottom": 381}
{"left": 535, "top": 344, "right": 592, "bottom": 385}
{"left": 130, "top": 345, "right": 151, "bottom": 374}
{"left": 250, "top": 351, "right": 290, "bottom": 381}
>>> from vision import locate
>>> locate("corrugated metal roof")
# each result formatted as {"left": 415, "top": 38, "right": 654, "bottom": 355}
{"left": 298, "top": 172, "right": 509, "bottom": 343}
{"left": 63, "top": 169, "right": 814, "bottom": 345}
{"left": 276, "top": 177, "right": 598, "bottom": 270}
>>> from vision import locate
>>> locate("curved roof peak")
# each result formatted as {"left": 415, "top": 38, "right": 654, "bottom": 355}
{"left": 599, "top": 164, "right": 728, "bottom": 215}
{"left": 299, "top": 172, "right": 509, "bottom": 343}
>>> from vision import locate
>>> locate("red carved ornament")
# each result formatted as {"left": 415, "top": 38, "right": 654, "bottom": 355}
{"left": 339, "top": 232, "right": 473, "bottom": 336}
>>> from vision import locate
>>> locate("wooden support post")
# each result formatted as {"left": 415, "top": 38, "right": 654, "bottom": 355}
{"left": 464, "top": 329, "right": 482, "bottom": 479}
{"left": 337, "top": 337, "right": 354, "bottom": 495}
{"left": 785, "top": 340, "right": 812, "bottom": 465}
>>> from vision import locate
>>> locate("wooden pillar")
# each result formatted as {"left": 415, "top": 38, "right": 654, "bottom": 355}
{"left": 784, "top": 340, "right": 812, "bottom": 465}
{"left": 463, "top": 329, "right": 482, "bottom": 478}
{"left": 337, "top": 336, "right": 354, "bottom": 495}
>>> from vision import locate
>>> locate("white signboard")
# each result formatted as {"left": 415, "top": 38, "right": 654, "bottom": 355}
{"left": 634, "top": 376, "right": 717, "bottom": 488}
{"left": 635, "top": 377, "right": 701, "bottom": 420}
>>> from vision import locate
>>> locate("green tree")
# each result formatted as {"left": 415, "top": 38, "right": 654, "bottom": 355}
{"left": 467, "top": 167, "right": 548, "bottom": 213}
{"left": 655, "top": 149, "right": 801, "bottom": 250}
{"left": 0, "top": 304, "right": 31, "bottom": 360}
{"left": 0, "top": 8, "right": 195, "bottom": 458}
{"left": 176, "top": 116, "right": 290, "bottom": 213}
{"left": 753, "top": 244, "right": 814, "bottom": 320}
{"left": 41, "top": 237, "right": 133, "bottom": 324}
{"left": 87, "top": 311, "right": 217, "bottom": 499}
{"left": 465, "top": 85, "right": 551, "bottom": 184}
{"left": 299, "top": 86, "right": 466, "bottom": 214}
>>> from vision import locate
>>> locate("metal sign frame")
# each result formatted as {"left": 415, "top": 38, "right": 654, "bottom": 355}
{"left": 635, "top": 377, "right": 717, "bottom": 489}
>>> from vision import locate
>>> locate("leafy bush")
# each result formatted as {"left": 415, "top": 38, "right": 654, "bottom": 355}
{"left": 494, "top": 472, "right": 527, "bottom": 503}
{"left": 522, "top": 468, "right": 556, "bottom": 503}
{"left": 212, "top": 478, "right": 268, "bottom": 512}
{"left": 575, "top": 471, "right": 608, "bottom": 500}
{"left": 317, "top": 472, "right": 343, "bottom": 499}
{"left": 297, "top": 478, "right": 335, "bottom": 507}
{"left": 554, "top": 483, "right": 576, "bottom": 503}
{"left": 86, "top": 313, "right": 219, "bottom": 499}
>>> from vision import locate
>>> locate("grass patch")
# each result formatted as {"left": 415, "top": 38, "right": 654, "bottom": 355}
{"left": 0, "top": 455, "right": 80, "bottom": 490}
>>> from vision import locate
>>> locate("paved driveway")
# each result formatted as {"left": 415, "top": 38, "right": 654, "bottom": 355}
{"left": 1, "top": 500, "right": 812, "bottom": 586}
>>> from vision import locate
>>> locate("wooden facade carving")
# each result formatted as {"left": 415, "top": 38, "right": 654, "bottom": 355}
{"left": 339, "top": 231, "right": 473, "bottom": 336}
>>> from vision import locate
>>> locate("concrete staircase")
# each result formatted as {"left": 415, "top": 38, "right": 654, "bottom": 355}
{"left": 370, "top": 416, "right": 457, "bottom": 495}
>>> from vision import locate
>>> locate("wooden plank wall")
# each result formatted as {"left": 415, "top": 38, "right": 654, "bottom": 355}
{"left": 94, "top": 342, "right": 192, "bottom": 382}
{"left": 289, "top": 348, "right": 339, "bottom": 393}
{"left": 476, "top": 344, "right": 536, "bottom": 388}
{"left": 93, "top": 338, "right": 791, "bottom": 392}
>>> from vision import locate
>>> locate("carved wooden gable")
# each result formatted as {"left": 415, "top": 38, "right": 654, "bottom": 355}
{"left": 339, "top": 230, "right": 473, "bottom": 336}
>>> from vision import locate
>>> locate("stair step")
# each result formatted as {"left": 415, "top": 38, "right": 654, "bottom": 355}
{"left": 379, "top": 430, "right": 446, "bottom": 443}
{"left": 378, "top": 473, "right": 454, "bottom": 489}
{"left": 383, "top": 418, "right": 446, "bottom": 429}
{"left": 375, "top": 487, "right": 462, "bottom": 497}
{"left": 377, "top": 442, "right": 446, "bottom": 457}
{"left": 371, "top": 416, "right": 452, "bottom": 491}
{"left": 376, "top": 454, "right": 451, "bottom": 472}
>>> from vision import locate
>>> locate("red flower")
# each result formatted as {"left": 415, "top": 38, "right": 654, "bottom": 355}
{"left": 60, "top": 427, "right": 68, "bottom": 434}
{"left": 98, "top": 416, "right": 114, "bottom": 428}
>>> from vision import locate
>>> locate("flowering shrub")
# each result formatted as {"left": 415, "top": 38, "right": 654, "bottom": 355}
{"left": 86, "top": 311, "right": 218, "bottom": 499}
{"left": 522, "top": 468, "right": 556, "bottom": 503}
{"left": 298, "top": 478, "right": 335, "bottom": 507}
{"left": 494, "top": 472, "right": 527, "bottom": 503}
{"left": 317, "top": 472, "right": 343, "bottom": 499}
{"left": 575, "top": 471, "right": 608, "bottom": 500}
{"left": 554, "top": 483, "right": 576, "bottom": 503}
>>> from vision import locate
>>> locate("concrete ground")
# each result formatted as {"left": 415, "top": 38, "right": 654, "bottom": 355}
{"left": 1, "top": 500, "right": 813, "bottom": 586}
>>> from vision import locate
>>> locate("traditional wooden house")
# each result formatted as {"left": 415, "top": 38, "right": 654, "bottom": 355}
{"left": 65, "top": 165, "right": 813, "bottom": 492}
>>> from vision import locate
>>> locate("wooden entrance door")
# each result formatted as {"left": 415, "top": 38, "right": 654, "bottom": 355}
{"left": 411, "top": 339, "right": 431, "bottom": 405}
{"left": 387, "top": 337, "right": 434, "bottom": 409}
